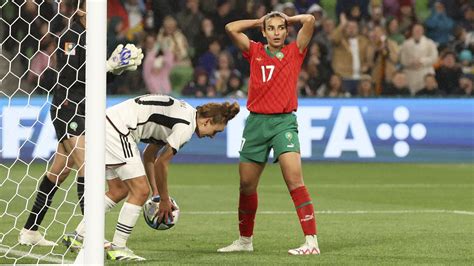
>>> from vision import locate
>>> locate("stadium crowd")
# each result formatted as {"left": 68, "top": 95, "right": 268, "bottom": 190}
{"left": 1, "top": 0, "right": 473, "bottom": 97}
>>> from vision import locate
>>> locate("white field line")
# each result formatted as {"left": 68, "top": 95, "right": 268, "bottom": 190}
{"left": 0, "top": 247, "right": 74, "bottom": 264}
{"left": 172, "top": 184, "right": 474, "bottom": 189}
{"left": 185, "top": 210, "right": 474, "bottom": 216}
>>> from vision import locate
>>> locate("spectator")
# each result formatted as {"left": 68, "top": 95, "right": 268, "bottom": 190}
{"left": 223, "top": 69, "right": 245, "bottom": 98}
{"left": 193, "top": 18, "right": 218, "bottom": 66}
{"left": 247, "top": 3, "right": 268, "bottom": 44}
{"left": 449, "top": 26, "right": 474, "bottom": 54}
{"left": 304, "top": 42, "right": 332, "bottom": 96}
{"left": 157, "top": 16, "right": 190, "bottom": 66}
{"left": 458, "top": 49, "right": 474, "bottom": 76}
{"left": 122, "top": 0, "right": 145, "bottom": 42}
{"left": 294, "top": 0, "right": 319, "bottom": 15}
{"left": 383, "top": 0, "right": 402, "bottom": 18}
{"left": 368, "top": 25, "right": 400, "bottom": 95}
{"left": 177, "top": 0, "right": 205, "bottom": 50}
{"left": 298, "top": 70, "right": 314, "bottom": 96}
{"left": 142, "top": 35, "right": 175, "bottom": 95}
{"left": 107, "top": 16, "right": 126, "bottom": 57}
{"left": 197, "top": 37, "right": 221, "bottom": 75}
{"left": 212, "top": 51, "right": 234, "bottom": 95}
{"left": 27, "top": 39, "right": 57, "bottom": 94}
{"left": 336, "top": 0, "right": 370, "bottom": 21}
{"left": 321, "top": 74, "right": 351, "bottom": 97}
{"left": 397, "top": 1, "right": 418, "bottom": 37}
{"left": 416, "top": 73, "right": 445, "bottom": 96}
{"left": 400, "top": 23, "right": 438, "bottom": 94}
{"left": 452, "top": 76, "right": 473, "bottom": 96}
{"left": 307, "top": 4, "right": 325, "bottom": 33}
{"left": 382, "top": 71, "right": 411, "bottom": 96}
{"left": 425, "top": 1, "right": 454, "bottom": 46}
{"left": 330, "top": 14, "right": 371, "bottom": 94}
{"left": 357, "top": 74, "right": 375, "bottom": 97}
{"left": 436, "top": 51, "right": 464, "bottom": 95}
{"left": 459, "top": 5, "right": 474, "bottom": 32}
{"left": 386, "top": 17, "right": 405, "bottom": 45}
{"left": 182, "top": 67, "right": 215, "bottom": 97}
{"left": 312, "top": 18, "right": 336, "bottom": 61}
{"left": 367, "top": 4, "right": 385, "bottom": 29}
{"left": 210, "top": 0, "right": 236, "bottom": 47}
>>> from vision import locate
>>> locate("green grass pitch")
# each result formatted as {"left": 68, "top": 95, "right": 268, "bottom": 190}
{"left": 0, "top": 163, "right": 473, "bottom": 264}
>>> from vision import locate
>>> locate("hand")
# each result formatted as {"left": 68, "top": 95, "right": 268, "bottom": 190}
{"left": 106, "top": 44, "right": 144, "bottom": 75}
{"left": 157, "top": 197, "right": 174, "bottom": 224}
{"left": 256, "top": 16, "right": 265, "bottom": 28}
{"left": 339, "top": 13, "right": 348, "bottom": 26}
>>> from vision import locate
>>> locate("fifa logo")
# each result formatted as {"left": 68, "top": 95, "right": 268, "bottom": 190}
{"left": 376, "top": 106, "right": 427, "bottom": 158}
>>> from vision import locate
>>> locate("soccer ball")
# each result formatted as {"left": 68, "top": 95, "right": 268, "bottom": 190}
{"left": 143, "top": 196, "right": 180, "bottom": 230}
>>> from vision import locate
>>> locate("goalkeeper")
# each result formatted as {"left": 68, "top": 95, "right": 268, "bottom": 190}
{"left": 18, "top": 0, "right": 144, "bottom": 246}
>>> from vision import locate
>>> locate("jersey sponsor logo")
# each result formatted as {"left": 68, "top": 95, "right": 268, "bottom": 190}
{"left": 64, "top": 42, "right": 76, "bottom": 55}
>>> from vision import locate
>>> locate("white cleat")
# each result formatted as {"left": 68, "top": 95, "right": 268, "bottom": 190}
{"left": 18, "top": 228, "right": 57, "bottom": 247}
{"left": 217, "top": 236, "right": 253, "bottom": 252}
{"left": 288, "top": 235, "right": 320, "bottom": 255}
{"left": 106, "top": 244, "right": 146, "bottom": 261}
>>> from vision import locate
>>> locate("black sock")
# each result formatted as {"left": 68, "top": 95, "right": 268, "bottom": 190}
{"left": 24, "top": 176, "right": 58, "bottom": 231}
{"left": 77, "top": 176, "right": 84, "bottom": 215}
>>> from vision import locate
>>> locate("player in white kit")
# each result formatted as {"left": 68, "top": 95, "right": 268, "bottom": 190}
{"left": 64, "top": 94, "right": 240, "bottom": 261}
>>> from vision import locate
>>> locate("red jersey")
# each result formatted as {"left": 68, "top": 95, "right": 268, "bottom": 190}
{"left": 243, "top": 41, "right": 307, "bottom": 114}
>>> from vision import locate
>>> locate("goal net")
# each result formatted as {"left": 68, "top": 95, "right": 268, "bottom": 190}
{"left": 0, "top": 1, "right": 105, "bottom": 264}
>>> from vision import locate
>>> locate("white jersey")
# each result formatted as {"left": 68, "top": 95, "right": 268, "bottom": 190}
{"left": 106, "top": 95, "right": 197, "bottom": 154}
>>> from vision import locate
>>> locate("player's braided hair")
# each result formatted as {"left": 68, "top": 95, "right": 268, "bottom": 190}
{"left": 263, "top": 11, "right": 288, "bottom": 30}
{"left": 196, "top": 102, "right": 240, "bottom": 125}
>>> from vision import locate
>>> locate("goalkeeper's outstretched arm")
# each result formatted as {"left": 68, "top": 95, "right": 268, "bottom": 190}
{"left": 106, "top": 43, "right": 144, "bottom": 75}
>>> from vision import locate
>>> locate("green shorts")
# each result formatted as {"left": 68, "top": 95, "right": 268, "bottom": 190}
{"left": 239, "top": 112, "right": 300, "bottom": 163}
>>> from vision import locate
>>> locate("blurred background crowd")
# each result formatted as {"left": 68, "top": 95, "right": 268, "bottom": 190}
{"left": 0, "top": 0, "right": 473, "bottom": 98}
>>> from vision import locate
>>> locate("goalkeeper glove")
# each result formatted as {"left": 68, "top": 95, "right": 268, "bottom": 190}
{"left": 106, "top": 44, "right": 144, "bottom": 75}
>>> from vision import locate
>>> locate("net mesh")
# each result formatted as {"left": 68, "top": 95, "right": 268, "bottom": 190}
{"left": 0, "top": 1, "right": 85, "bottom": 264}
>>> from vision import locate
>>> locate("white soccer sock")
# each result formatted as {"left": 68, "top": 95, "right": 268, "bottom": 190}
{"left": 112, "top": 202, "right": 141, "bottom": 247}
{"left": 75, "top": 195, "right": 117, "bottom": 237}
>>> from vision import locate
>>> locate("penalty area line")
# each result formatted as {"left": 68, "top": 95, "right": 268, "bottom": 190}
{"left": 185, "top": 210, "right": 474, "bottom": 216}
{"left": 0, "top": 247, "right": 74, "bottom": 264}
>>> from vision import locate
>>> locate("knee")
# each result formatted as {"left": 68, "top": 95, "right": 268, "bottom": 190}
{"left": 130, "top": 186, "right": 150, "bottom": 205}
{"left": 47, "top": 169, "right": 70, "bottom": 184}
{"left": 109, "top": 185, "right": 129, "bottom": 201}
{"left": 285, "top": 177, "right": 305, "bottom": 191}
{"left": 239, "top": 179, "right": 257, "bottom": 194}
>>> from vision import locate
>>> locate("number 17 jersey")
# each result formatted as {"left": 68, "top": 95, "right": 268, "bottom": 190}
{"left": 243, "top": 41, "right": 307, "bottom": 114}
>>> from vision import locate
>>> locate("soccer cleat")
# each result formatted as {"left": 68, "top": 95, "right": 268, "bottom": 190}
{"left": 288, "top": 235, "right": 320, "bottom": 255}
{"left": 106, "top": 244, "right": 146, "bottom": 261}
{"left": 217, "top": 236, "right": 253, "bottom": 252}
{"left": 62, "top": 231, "right": 83, "bottom": 252}
{"left": 18, "top": 228, "right": 57, "bottom": 246}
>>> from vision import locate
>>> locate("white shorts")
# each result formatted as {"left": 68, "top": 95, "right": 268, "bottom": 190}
{"left": 105, "top": 120, "right": 145, "bottom": 181}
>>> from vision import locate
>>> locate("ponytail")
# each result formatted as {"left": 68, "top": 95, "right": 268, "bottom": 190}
{"left": 196, "top": 102, "right": 240, "bottom": 124}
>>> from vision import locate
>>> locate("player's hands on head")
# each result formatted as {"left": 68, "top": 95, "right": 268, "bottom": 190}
{"left": 106, "top": 43, "right": 144, "bottom": 75}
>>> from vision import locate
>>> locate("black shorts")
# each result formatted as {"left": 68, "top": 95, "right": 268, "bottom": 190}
{"left": 50, "top": 102, "right": 85, "bottom": 142}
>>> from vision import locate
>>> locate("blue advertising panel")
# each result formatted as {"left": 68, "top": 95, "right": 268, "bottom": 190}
{"left": 0, "top": 97, "right": 473, "bottom": 163}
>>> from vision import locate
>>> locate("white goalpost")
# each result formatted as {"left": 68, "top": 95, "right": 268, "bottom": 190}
{"left": 81, "top": 0, "right": 106, "bottom": 264}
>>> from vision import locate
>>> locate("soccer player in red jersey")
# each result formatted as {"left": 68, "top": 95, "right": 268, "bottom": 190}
{"left": 217, "top": 12, "right": 319, "bottom": 255}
